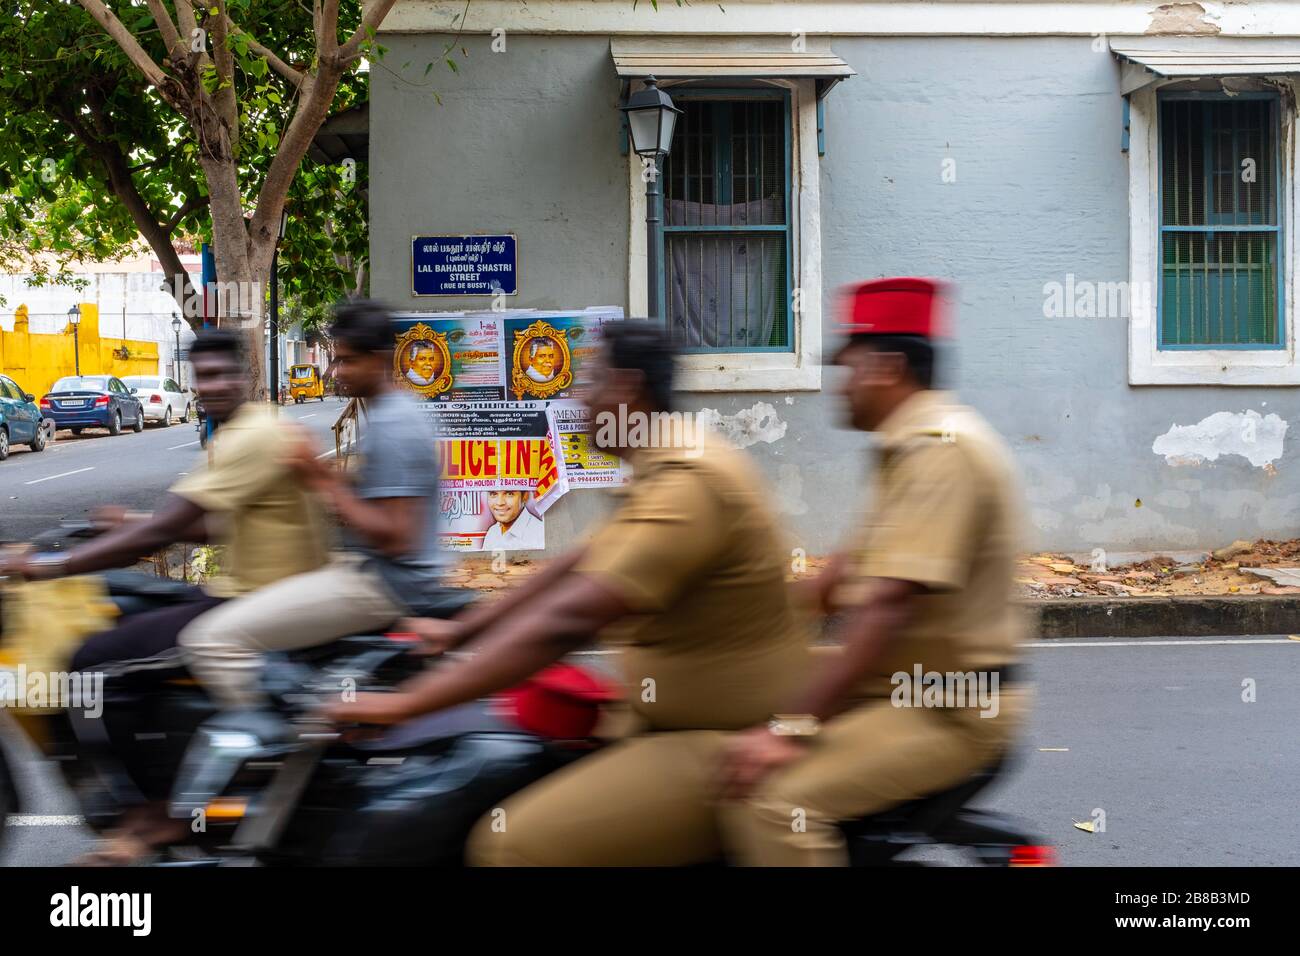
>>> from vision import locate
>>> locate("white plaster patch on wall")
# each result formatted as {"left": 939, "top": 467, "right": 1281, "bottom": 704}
{"left": 1152, "top": 411, "right": 1287, "bottom": 469}
{"left": 697, "top": 402, "right": 789, "bottom": 449}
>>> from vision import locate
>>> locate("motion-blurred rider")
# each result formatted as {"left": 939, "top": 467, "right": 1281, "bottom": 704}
{"left": 327, "top": 321, "right": 810, "bottom": 866}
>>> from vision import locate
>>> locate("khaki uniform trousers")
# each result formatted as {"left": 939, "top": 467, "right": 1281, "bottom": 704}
{"left": 724, "top": 687, "right": 1031, "bottom": 866}
{"left": 468, "top": 730, "right": 732, "bottom": 867}
{"left": 467, "top": 687, "right": 1026, "bottom": 867}
{"left": 178, "top": 553, "right": 405, "bottom": 709}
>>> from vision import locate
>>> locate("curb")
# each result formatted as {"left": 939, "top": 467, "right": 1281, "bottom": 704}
{"left": 1030, "top": 596, "right": 1300, "bottom": 639}
{"left": 448, "top": 587, "right": 1300, "bottom": 640}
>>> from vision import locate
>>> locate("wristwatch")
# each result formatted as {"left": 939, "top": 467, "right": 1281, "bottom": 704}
{"left": 25, "top": 553, "right": 71, "bottom": 578}
{"left": 767, "top": 713, "right": 822, "bottom": 738}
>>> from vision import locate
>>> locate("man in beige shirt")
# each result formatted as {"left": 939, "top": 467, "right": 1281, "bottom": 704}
{"left": 2, "top": 329, "right": 328, "bottom": 862}
{"left": 719, "top": 278, "right": 1033, "bottom": 865}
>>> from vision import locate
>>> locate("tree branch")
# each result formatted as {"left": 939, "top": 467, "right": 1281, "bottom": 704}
{"left": 144, "top": 0, "right": 185, "bottom": 64}
{"left": 75, "top": 0, "right": 172, "bottom": 90}
{"left": 54, "top": 97, "right": 198, "bottom": 315}
{"left": 166, "top": 193, "right": 209, "bottom": 232}
{"left": 338, "top": 0, "right": 401, "bottom": 63}
{"left": 321, "top": 0, "right": 340, "bottom": 55}
{"left": 224, "top": 16, "right": 306, "bottom": 87}
{"left": 207, "top": 4, "right": 240, "bottom": 139}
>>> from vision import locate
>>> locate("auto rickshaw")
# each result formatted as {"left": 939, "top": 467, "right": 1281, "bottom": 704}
{"left": 288, "top": 364, "right": 325, "bottom": 403}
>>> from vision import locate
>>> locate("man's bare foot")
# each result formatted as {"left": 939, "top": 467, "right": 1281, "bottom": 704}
{"left": 73, "top": 830, "right": 156, "bottom": 867}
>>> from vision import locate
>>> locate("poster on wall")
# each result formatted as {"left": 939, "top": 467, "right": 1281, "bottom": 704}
{"left": 502, "top": 311, "right": 619, "bottom": 402}
{"left": 439, "top": 490, "right": 546, "bottom": 553}
{"left": 431, "top": 401, "right": 569, "bottom": 512}
{"left": 392, "top": 315, "right": 506, "bottom": 402}
{"left": 551, "top": 401, "right": 631, "bottom": 489}
{"left": 391, "top": 307, "right": 625, "bottom": 551}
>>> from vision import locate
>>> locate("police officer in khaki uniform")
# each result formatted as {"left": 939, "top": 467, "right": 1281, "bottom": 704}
{"left": 326, "top": 320, "right": 809, "bottom": 866}
{"left": 719, "top": 277, "right": 1033, "bottom": 866}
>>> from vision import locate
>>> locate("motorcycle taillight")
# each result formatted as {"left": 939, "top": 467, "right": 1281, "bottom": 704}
{"left": 1009, "top": 845, "right": 1057, "bottom": 867}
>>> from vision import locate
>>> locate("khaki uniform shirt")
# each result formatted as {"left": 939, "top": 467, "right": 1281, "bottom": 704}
{"left": 171, "top": 403, "right": 330, "bottom": 598}
{"left": 576, "top": 432, "right": 809, "bottom": 732}
{"left": 837, "top": 390, "right": 1029, "bottom": 699}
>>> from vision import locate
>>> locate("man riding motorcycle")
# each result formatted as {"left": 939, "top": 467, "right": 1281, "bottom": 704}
{"left": 0, "top": 328, "right": 330, "bottom": 862}
{"left": 177, "top": 299, "right": 449, "bottom": 711}
{"left": 327, "top": 320, "right": 811, "bottom": 866}
{"left": 717, "top": 278, "right": 1033, "bottom": 866}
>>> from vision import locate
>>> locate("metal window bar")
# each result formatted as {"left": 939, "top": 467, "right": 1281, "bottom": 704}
{"left": 1158, "top": 94, "right": 1282, "bottom": 349}
{"left": 660, "top": 91, "right": 792, "bottom": 352}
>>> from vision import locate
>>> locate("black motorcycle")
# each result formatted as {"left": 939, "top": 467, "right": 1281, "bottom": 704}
{"left": 194, "top": 399, "right": 209, "bottom": 449}
{"left": 1, "top": 526, "right": 1053, "bottom": 867}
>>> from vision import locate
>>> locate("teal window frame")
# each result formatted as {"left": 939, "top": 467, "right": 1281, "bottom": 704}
{"left": 657, "top": 87, "right": 795, "bottom": 354}
{"left": 1157, "top": 91, "right": 1285, "bottom": 351}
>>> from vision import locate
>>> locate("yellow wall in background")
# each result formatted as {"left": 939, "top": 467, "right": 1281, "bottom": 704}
{"left": 0, "top": 303, "right": 159, "bottom": 398}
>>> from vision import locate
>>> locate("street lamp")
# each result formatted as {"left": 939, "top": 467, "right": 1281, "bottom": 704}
{"left": 269, "top": 207, "right": 288, "bottom": 404}
{"left": 67, "top": 305, "right": 81, "bottom": 375}
{"left": 171, "top": 313, "right": 183, "bottom": 388}
{"left": 620, "top": 76, "right": 681, "bottom": 322}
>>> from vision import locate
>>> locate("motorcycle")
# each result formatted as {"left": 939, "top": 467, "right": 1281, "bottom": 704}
{"left": 1, "top": 524, "right": 1054, "bottom": 867}
{"left": 194, "top": 399, "right": 209, "bottom": 449}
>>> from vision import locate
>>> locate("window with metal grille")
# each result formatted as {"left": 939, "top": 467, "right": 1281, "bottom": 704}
{"left": 1159, "top": 94, "right": 1283, "bottom": 349}
{"left": 660, "top": 90, "right": 793, "bottom": 351}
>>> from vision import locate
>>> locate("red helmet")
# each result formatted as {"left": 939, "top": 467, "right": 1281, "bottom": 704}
{"left": 836, "top": 277, "right": 949, "bottom": 338}
{"left": 500, "top": 664, "right": 619, "bottom": 740}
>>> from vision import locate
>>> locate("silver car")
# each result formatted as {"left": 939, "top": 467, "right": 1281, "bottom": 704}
{"left": 120, "top": 376, "right": 193, "bottom": 427}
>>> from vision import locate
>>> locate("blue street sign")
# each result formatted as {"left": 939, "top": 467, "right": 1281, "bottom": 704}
{"left": 412, "top": 234, "right": 518, "bottom": 296}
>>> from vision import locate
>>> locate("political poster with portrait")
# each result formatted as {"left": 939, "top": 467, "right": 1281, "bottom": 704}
{"left": 389, "top": 307, "right": 624, "bottom": 552}
{"left": 503, "top": 311, "right": 619, "bottom": 402}
{"left": 438, "top": 490, "right": 546, "bottom": 553}
{"left": 392, "top": 315, "right": 506, "bottom": 401}
{"left": 430, "top": 401, "right": 569, "bottom": 511}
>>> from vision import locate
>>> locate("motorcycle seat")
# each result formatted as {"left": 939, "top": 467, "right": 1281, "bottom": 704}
{"left": 400, "top": 588, "right": 477, "bottom": 620}
{"left": 839, "top": 753, "right": 1008, "bottom": 841}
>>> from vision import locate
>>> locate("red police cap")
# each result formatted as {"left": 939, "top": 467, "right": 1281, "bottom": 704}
{"left": 500, "top": 664, "right": 619, "bottom": 740}
{"left": 837, "top": 277, "right": 949, "bottom": 338}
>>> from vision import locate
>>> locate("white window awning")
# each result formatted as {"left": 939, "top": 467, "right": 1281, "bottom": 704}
{"left": 611, "top": 37, "right": 854, "bottom": 98}
{"left": 1111, "top": 36, "right": 1300, "bottom": 96}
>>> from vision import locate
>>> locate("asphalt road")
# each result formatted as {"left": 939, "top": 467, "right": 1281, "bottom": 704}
{"left": 0, "top": 396, "right": 343, "bottom": 867}
{"left": 2, "top": 401, "right": 1297, "bottom": 865}
{"left": 3, "top": 634, "right": 1297, "bottom": 866}
{"left": 0, "top": 398, "right": 345, "bottom": 543}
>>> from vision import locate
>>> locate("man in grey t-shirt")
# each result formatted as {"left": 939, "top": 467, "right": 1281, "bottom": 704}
{"left": 346, "top": 386, "right": 447, "bottom": 605}
{"left": 180, "top": 300, "right": 454, "bottom": 710}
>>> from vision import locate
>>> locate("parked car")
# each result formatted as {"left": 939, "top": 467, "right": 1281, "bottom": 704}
{"left": 120, "top": 375, "right": 192, "bottom": 427}
{"left": 40, "top": 375, "right": 145, "bottom": 437}
{"left": 0, "top": 374, "right": 48, "bottom": 460}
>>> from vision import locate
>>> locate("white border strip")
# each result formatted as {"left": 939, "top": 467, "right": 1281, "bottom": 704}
{"left": 386, "top": 2, "right": 1300, "bottom": 38}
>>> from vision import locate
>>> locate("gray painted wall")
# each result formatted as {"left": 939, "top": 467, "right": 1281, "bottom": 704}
{"left": 372, "top": 33, "right": 1300, "bottom": 555}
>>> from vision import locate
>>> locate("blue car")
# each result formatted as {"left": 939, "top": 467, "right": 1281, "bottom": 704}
{"left": 0, "top": 374, "right": 48, "bottom": 460}
{"left": 40, "top": 375, "right": 145, "bottom": 437}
